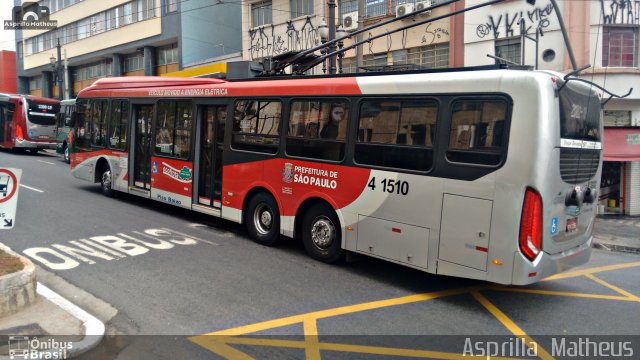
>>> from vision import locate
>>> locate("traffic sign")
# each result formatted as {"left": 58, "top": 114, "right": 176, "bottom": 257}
{"left": 0, "top": 168, "right": 22, "bottom": 230}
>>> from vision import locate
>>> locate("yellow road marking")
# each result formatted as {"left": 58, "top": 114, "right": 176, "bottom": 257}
{"left": 542, "top": 261, "right": 640, "bottom": 281}
{"left": 191, "top": 286, "right": 481, "bottom": 337}
{"left": 191, "top": 260, "right": 640, "bottom": 359}
{"left": 189, "top": 335, "right": 254, "bottom": 360}
{"left": 471, "top": 291, "right": 554, "bottom": 360}
{"left": 303, "top": 319, "right": 321, "bottom": 360}
{"left": 195, "top": 336, "right": 523, "bottom": 359}
{"left": 487, "top": 287, "right": 639, "bottom": 302}
{"left": 584, "top": 274, "right": 640, "bottom": 301}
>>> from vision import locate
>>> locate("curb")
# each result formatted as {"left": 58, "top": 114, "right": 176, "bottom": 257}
{"left": 36, "top": 283, "right": 105, "bottom": 358}
{"left": 0, "top": 244, "right": 37, "bottom": 317}
{"left": 593, "top": 242, "right": 640, "bottom": 255}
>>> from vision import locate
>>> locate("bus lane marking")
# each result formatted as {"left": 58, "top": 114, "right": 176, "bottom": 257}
{"left": 37, "top": 160, "right": 55, "bottom": 165}
{"left": 20, "top": 228, "right": 202, "bottom": 270}
{"left": 190, "top": 260, "right": 640, "bottom": 359}
{"left": 583, "top": 273, "right": 640, "bottom": 301}
{"left": 19, "top": 184, "right": 44, "bottom": 193}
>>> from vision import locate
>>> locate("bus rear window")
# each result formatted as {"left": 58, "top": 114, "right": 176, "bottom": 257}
{"left": 559, "top": 82, "right": 601, "bottom": 142}
{"left": 27, "top": 100, "right": 59, "bottom": 126}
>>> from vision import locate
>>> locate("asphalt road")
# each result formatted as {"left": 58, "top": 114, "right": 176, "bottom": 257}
{"left": 1, "top": 149, "right": 639, "bottom": 359}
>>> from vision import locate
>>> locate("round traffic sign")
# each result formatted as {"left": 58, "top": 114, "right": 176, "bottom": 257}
{"left": 0, "top": 169, "right": 18, "bottom": 204}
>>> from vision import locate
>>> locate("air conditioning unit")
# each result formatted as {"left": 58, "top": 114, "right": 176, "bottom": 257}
{"left": 415, "top": 0, "right": 433, "bottom": 15}
{"left": 342, "top": 11, "right": 358, "bottom": 31}
{"left": 396, "top": 3, "right": 414, "bottom": 18}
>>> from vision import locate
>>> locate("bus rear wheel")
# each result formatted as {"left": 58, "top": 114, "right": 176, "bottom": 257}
{"left": 302, "top": 204, "right": 344, "bottom": 263}
{"left": 100, "top": 165, "right": 115, "bottom": 197}
{"left": 246, "top": 192, "right": 280, "bottom": 245}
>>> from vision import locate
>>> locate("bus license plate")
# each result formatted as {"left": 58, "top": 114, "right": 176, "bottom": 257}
{"left": 566, "top": 218, "right": 578, "bottom": 233}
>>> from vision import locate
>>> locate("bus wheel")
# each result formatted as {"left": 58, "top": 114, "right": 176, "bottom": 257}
{"left": 100, "top": 165, "right": 115, "bottom": 197}
{"left": 302, "top": 204, "right": 344, "bottom": 263}
{"left": 247, "top": 193, "right": 280, "bottom": 245}
{"left": 63, "top": 144, "right": 70, "bottom": 163}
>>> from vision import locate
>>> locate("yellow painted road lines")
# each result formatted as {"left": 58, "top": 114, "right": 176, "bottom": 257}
{"left": 190, "top": 260, "right": 640, "bottom": 359}
{"left": 471, "top": 291, "right": 554, "bottom": 360}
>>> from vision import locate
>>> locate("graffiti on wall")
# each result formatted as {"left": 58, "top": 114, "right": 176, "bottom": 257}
{"left": 476, "top": 2, "right": 554, "bottom": 39}
{"left": 421, "top": 23, "right": 450, "bottom": 45}
{"left": 249, "top": 17, "right": 320, "bottom": 60}
{"left": 601, "top": 0, "right": 640, "bottom": 25}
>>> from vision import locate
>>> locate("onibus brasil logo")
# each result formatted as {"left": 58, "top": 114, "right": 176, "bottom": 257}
{"left": 8, "top": 336, "right": 72, "bottom": 359}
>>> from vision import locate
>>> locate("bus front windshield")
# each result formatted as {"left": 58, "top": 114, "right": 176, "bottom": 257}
{"left": 26, "top": 100, "right": 59, "bottom": 126}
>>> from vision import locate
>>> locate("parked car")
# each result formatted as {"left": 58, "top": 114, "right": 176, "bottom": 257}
{"left": 55, "top": 99, "right": 76, "bottom": 163}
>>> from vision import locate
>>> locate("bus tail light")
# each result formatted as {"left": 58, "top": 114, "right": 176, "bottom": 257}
{"left": 67, "top": 129, "right": 73, "bottom": 144}
{"left": 519, "top": 187, "right": 542, "bottom": 261}
{"left": 16, "top": 124, "right": 24, "bottom": 141}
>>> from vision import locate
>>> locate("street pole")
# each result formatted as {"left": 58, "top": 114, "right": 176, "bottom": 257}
{"left": 356, "top": 0, "right": 364, "bottom": 72}
{"left": 328, "top": 0, "right": 337, "bottom": 74}
{"left": 56, "top": 39, "right": 63, "bottom": 100}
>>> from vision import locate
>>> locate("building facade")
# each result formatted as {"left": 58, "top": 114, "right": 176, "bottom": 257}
{"left": 16, "top": 0, "right": 242, "bottom": 98}
{"left": 0, "top": 51, "right": 17, "bottom": 93}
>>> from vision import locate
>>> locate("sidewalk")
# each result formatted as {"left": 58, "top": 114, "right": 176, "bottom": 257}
{"left": 593, "top": 216, "right": 640, "bottom": 254}
{"left": 0, "top": 245, "right": 104, "bottom": 359}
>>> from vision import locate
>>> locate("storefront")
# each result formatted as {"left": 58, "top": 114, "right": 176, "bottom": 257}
{"left": 601, "top": 127, "right": 640, "bottom": 216}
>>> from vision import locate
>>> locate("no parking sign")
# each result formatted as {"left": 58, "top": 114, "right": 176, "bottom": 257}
{"left": 0, "top": 168, "right": 22, "bottom": 230}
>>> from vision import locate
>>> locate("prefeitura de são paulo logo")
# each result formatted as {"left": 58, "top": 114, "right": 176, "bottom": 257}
{"left": 282, "top": 163, "right": 294, "bottom": 183}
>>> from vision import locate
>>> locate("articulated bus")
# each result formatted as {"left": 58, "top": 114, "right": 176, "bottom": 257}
{"left": 70, "top": 66, "right": 602, "bottom": 285}
{"left": 0, "top": 94, "right": 60, "bottom": 153}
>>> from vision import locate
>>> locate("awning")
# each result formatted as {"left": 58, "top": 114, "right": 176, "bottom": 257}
{"left": 603, "top": 128, "right": 640, "bottom": 161}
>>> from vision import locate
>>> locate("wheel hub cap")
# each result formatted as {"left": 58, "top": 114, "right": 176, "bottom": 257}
{"left": 311, "top": 218, "right": 334, "bottom": 249}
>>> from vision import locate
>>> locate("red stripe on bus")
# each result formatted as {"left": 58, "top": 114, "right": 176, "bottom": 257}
{"left": 475, "top": 246, "right": 488, "bottom": 252}
{"left": 392, "top": 228, "right": 401, "bottom": 233}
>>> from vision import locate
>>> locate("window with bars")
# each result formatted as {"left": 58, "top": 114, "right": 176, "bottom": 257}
{"left": 124, "top": 54, "right": 144, "bottom": 72}
{"left": 157, "top": 44, "right": 179, "bottom": 65}
{"left": 495, "top": 38, "right": 521, "bottom": 65}
{"left": 602, "top": 26, "right": 638, "bottom": 67}
{"left": 251, "top": 1, "right": 272, "bottom": 27}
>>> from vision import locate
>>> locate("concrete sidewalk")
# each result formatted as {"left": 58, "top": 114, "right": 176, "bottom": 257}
{"left": 593, "top": 216, "right": 640, "bottom": 254}
{"left": 0, "top": 245, "right": 104, "bottom": 359}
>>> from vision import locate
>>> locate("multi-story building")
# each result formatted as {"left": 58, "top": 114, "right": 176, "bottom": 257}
{"left": 464, "top": 0, "right": 640, "bottom": 215}
{"left": 240, "top": 0, "right": 639, "bottom": 215}
{"left": 16, "top": 0, "right": 242, "bottom": 98}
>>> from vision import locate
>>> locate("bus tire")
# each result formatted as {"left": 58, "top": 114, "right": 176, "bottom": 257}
{"left": 246, "top": 192, "right": 280, "bottom": 245}
{"left": 63, "top": 144, "right": 70, "bottom": 163}
{"left": 302, "top": 203, "right": 344, "bottom": 263}
{"left": 100, "top": 164, "right": 115, "bottom": 197}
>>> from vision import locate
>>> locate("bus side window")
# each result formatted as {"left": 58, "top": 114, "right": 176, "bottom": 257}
{"left": 447, "top": 99, "right": 507, "bottom": 166}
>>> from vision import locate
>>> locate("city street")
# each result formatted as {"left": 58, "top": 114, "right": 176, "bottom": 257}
{"left": 1, "top": 149, "right": 639, "bottom": 359}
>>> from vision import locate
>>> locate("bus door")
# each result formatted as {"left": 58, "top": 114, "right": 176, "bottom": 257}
{"left": 0, "top": 102, "right": 15, "bottom": 146}
{"left": 132, "top": 104, "right": 154, "bottom": 191}
{"left": 195, "top": 105, "right": 226, "bottom": 208}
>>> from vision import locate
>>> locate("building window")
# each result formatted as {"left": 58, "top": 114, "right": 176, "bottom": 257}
{"left": 124, "top": 54, "right": 144, "bottom": 72}
{"left": 603, "top": 27, "right": 638, "bottom": 67}
{"left": 157, "top": 44, "right": 179, "bottom": 65}
{"left": 29, "top": 77, "right": 43, "bottom": 90}
{"left": 604, "top": 110, "right": 632, "bottom": 127}
{"left": 251, "top": 1, "right": 272, "bottom": 27}
{"left": 495, "top": 38, "right": 521, "bottom": 65}
{"left": 406, "top": 43, "right": 449, "bottom": 69}
{"left": 165, "top": 0, "right": 178, "bottom": 13}
{"left": 290, "top": 0, "right": 313, "bottom": 18}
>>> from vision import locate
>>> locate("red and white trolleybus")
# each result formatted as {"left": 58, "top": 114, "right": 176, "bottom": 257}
{"left": 70, "top": 66, "right": 603, "bottom": 285}
{"left": 0, "top": 94, "right": 60, "bottom": 152}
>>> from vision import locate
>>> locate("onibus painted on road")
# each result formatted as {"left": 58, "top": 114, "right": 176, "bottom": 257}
{"left": 69, "top": 66, "right": 603, "bottom": 285}
{"left": 0, "top": 94, "right": 60, "bottom": 153}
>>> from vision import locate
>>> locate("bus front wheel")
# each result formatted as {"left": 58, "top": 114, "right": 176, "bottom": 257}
{"left": 246, "top": 192, "right": 281, "bottom": 245}
{"left": 100, "top": 165, "right": 115, "bottom": 197}
{"left": 302, "top": 204, "right": 344, "bottom": 263}
{"left": 63, "top": 144, "right": 70, "bottom": 163}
